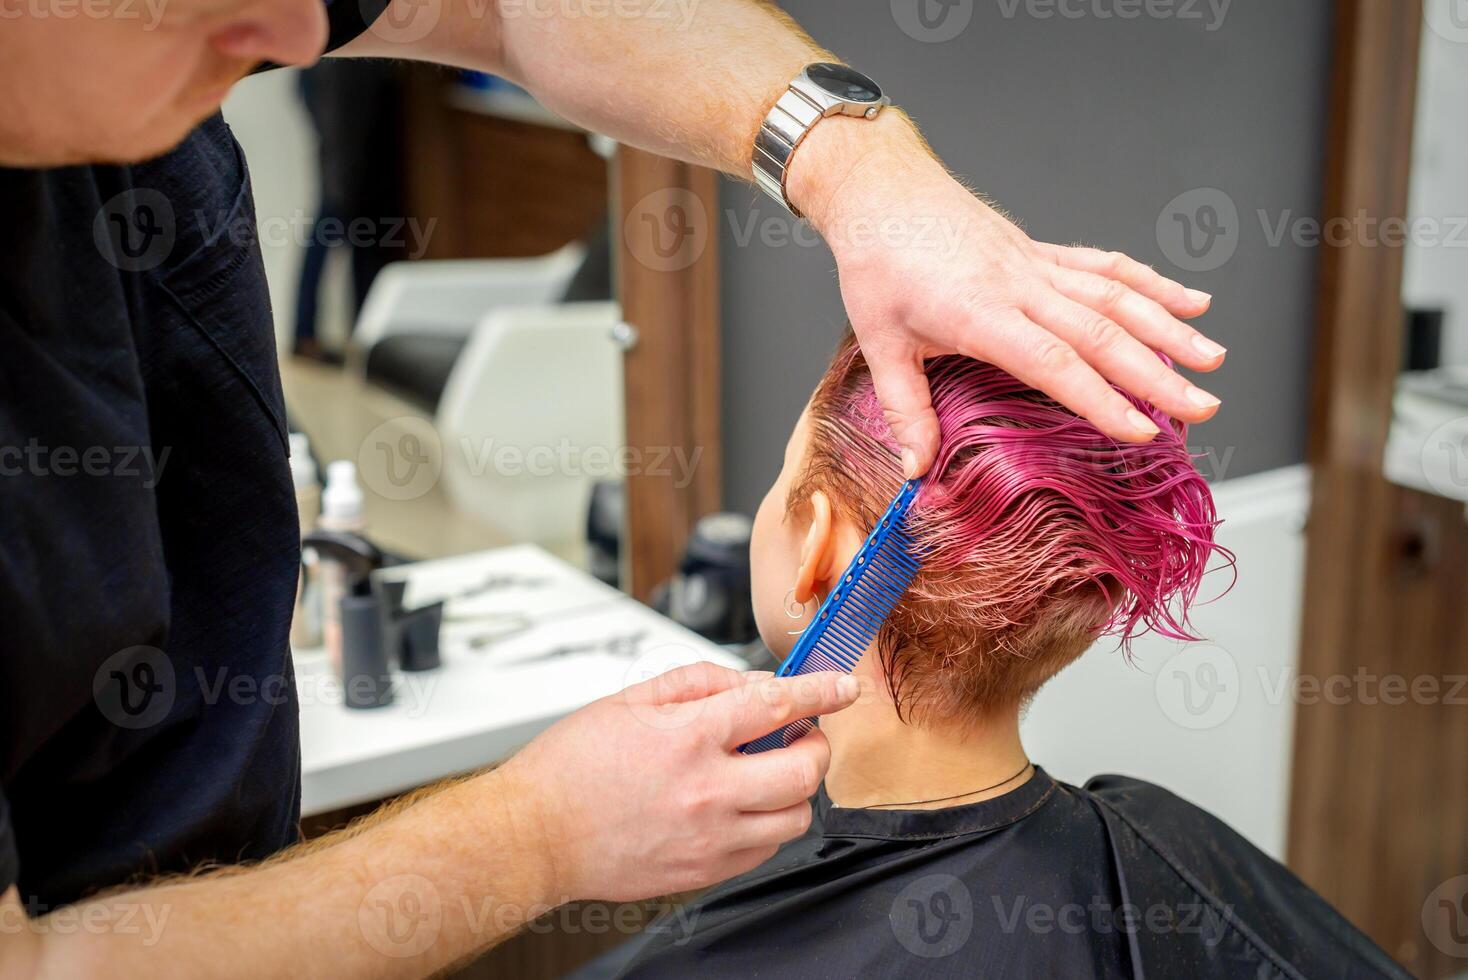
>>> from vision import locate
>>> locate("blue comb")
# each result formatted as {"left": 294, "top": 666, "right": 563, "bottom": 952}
{"left": 740, "top": 479, "right": 923, "bottom": 754}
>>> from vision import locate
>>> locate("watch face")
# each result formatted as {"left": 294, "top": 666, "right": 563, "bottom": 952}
{"left": 806, "top": 63, "right": 883, "bottom": 104}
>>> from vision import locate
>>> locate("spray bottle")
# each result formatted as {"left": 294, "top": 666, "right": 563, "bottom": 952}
{"left": 318, "top": 460, "right": 367, "bottom": 673}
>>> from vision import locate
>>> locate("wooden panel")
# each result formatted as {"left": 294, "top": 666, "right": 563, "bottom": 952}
{"left": 403, "top": 67, "right": 608, "bottom": 259}
{"left": 1287, "top": 2, "right": 1468, "bottom": 976}
{"left": 615, "top": 148, "right": 724, "bottom": 600}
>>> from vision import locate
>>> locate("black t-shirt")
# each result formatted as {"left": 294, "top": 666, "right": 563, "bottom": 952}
{"left": 0, "top": 0, "right": 385, "bottom": 908}
{"left": 621, "top": 768, "right": 1409, "bottom": 979}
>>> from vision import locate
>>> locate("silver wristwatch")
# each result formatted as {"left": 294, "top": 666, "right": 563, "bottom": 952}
{"left": 753, "top": 63, "right": 891, "bottom": 218}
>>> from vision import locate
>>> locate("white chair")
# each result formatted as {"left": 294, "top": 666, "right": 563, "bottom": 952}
{"left": 436, "top": 301, "right": 625, "bottom": 558}
{"left": 349, "top": 251, "right": 625, "bottom": 560}
{"left": 351, "top": 243, "right": 587, "bottom": 354}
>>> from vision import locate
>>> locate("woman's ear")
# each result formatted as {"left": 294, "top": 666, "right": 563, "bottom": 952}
{"left": 794, "top": 491, "right": 837, "bottom": 604}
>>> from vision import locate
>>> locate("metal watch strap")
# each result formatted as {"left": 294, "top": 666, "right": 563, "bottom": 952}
{"left": 753, "top": 86, "right": 827, "bottom": 219}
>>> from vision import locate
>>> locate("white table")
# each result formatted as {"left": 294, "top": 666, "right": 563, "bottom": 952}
{"left": 296, "top": 544, "right": 745, "bottom": 816}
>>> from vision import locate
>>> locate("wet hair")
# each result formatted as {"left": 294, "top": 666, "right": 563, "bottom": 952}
{"left": 789, "top": 333, "right": 1233, "bottom": 723}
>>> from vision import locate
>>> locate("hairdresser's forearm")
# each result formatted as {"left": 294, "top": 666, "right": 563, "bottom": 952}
{"left": 338, "top": 0, "right": 934, "bottom": 222}
{"left": 7, "top": 770, "right": 554, "bottom": 979}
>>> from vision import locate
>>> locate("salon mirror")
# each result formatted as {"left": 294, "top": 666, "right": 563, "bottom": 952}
{"left": 1386, "top": 22, "right": 1468, "bottom": 503}
{"left": 225, "top": 63, "right": 632, "bottom": 582}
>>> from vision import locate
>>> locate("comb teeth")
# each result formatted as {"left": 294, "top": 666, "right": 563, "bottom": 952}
{"left": 740, "top": 481, "right": 923, "bottom": 754}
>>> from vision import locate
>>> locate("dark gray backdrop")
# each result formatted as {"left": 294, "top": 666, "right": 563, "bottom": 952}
{"left": 718, "top": 0, "right": 1333, "bottom": 514}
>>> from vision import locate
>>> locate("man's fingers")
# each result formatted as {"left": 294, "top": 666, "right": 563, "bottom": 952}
{"left": 728, "top": 726, "right": 831, "bottom": 811}
{"left": 711, "top": 672, "right": 859, "bottom": 748}
{"left": 622, "top": 661, "right": 749, "bottom": 706}
{"left": 859, "top": 340, "right": 940, "bottom": 479}
{"left": 971, "top": 311, "right": 1163, "bottom": 443}
{"left": 1022, "top": 291, "right": 1220, "bottom": 425}
{"left": 729, "top": 802, "right": 815, "bottom": 851}
{"left": 1040, "top": 242, "right": 1218, "bottom": 324}
{"left": 1047, "top": 266, "right": 1225, "bottom": 373}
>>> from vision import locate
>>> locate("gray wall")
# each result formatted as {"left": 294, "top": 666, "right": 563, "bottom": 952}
{"left": 719, "top": 0, "right": 1333, "bottom": 514}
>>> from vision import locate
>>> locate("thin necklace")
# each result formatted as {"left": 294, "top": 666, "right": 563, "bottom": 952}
{"left": 858, "top": 760, "right": 1033, "bottom": 810}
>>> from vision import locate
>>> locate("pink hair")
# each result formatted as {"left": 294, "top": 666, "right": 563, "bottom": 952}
{"left": 792, "top": 334, "right": 1234, "bottom": 720}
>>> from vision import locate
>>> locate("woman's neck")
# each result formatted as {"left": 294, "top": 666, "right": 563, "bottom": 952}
{"left": 820, "top": 674, "right": 1029, "bottom": 810}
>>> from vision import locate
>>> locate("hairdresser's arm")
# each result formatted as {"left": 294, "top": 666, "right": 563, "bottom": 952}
{"left": 336, "top": 0, "right": 1225, "bottom": 474}
{"left": 0, "top": 665, "right": 854, "bottom": 979}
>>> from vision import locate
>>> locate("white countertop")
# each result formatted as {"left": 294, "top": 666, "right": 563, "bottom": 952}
{"left": 296, "top": 545, "right": 745, "bottom": 815}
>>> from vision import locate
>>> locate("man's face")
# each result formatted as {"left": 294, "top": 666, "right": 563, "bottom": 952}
{"left": 0, "top": 0, "right": 329, "bottom": 166}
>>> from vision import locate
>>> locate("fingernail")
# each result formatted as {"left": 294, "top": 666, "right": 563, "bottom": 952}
{"left": 1185, "top": 386, "right": 1221, "bottom": 410}
{"left": 1127, "top": 408, "right": 1161, "bottom": 437}
{"left": 1185, "top": 288, "right": 1212, "bottom": 307}
{"left": 901, "top": 448, "right": 919, "bottom": 480}
{"left": 836, "top": 676, "right": 860, "bottom": 701}
{"left": 1192, "top": 335, "right": 1227, "bottom": 360}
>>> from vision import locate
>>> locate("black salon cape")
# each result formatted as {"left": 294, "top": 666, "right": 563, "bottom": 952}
{"left": 621, "top": 768, "right": 1408, "bottom": 979}
{"left": 0, "top": 0, "right": 386, "bottom": 908}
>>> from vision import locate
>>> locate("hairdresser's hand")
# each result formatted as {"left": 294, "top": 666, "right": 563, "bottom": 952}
{"left": 788, "top": 118, "right": 1227, "bottom": 478}
{"left": 499, "top": 662, "right": 856, "bottom": 902}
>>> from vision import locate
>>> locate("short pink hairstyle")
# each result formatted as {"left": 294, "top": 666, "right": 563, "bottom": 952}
{"left": 790, "top": 333, "right": 1233, "bottom": 721}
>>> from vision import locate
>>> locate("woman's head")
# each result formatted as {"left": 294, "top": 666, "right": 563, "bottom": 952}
{"left": 750, "top": 333, "right": 1231, "bottom": 725}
